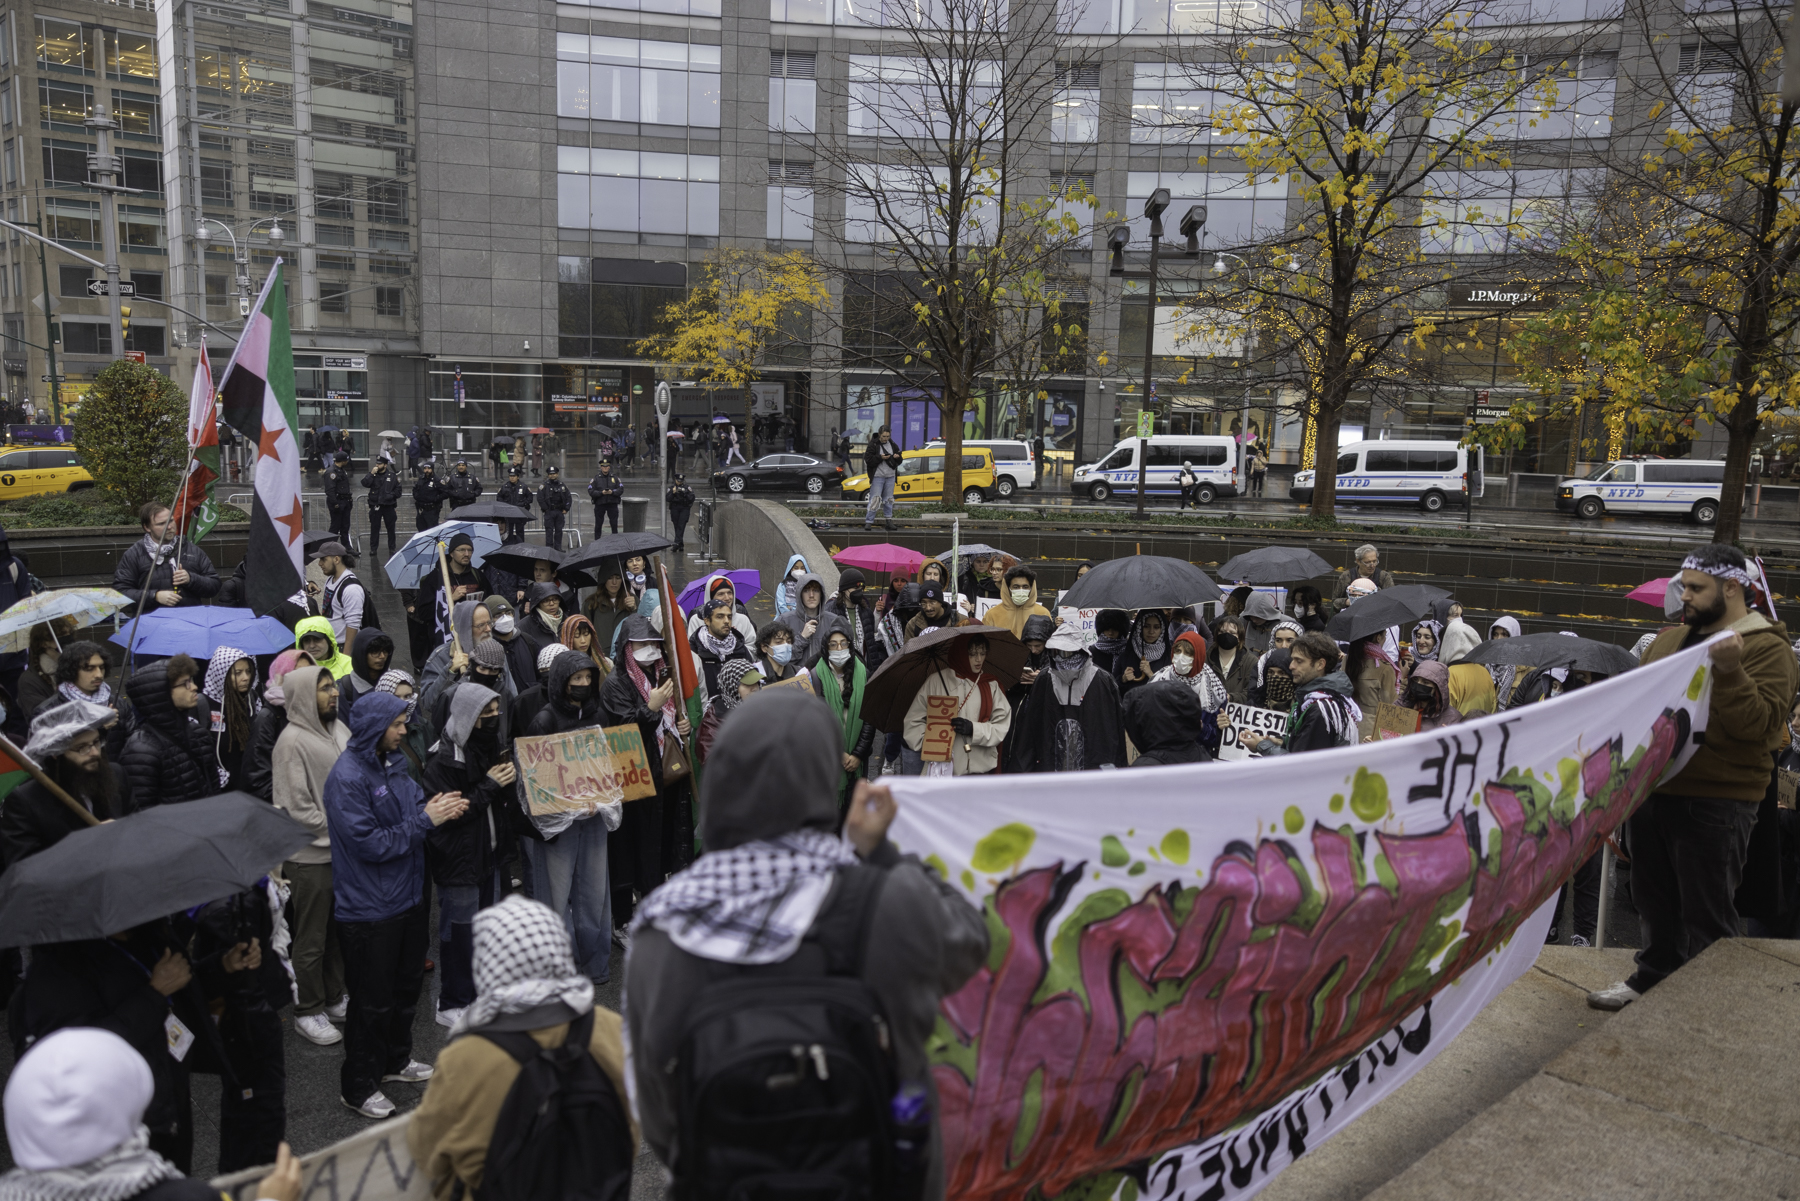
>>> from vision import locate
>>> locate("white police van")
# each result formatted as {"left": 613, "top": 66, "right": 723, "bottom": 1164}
{"left": 1555, "top": 458, "right": 1723, "bottom": 524}
{"left": 1290, "top": 439, "right": 1484, "bottom": 512}
{"left": 1071, "top": 435, "right": 1240, "bottom": 503}
{"left": 924, "top": 439, "right": 1036, "bottom": 497}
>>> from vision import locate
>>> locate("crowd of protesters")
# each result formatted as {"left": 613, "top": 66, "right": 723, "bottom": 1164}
{"left": 0, "top": 488, "right": 1787, "bottom": 1201}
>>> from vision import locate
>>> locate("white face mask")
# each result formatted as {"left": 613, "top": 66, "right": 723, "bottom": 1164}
{"left": 39, "top": 654, "right": 57, "bottom": 676}
{"left": 1010, "top": 588, "right": 1030, "bottom": 605}
{"left": 633, "top": 646, "right": 661, "bottom": 665}
{"left": 1172, "top": 652, "right": 1195, "bottom": 674}
{"left": 493, "top": 615, "right": 516, "bottom": 635}
{"left": 828, "top": 649, "right": 852, "bottom": 668}
{"left": 791, "top": 566, "right": 806, "bottom": 579}
{"left": 771, "top": 643, "right": 794, "bottom": 665}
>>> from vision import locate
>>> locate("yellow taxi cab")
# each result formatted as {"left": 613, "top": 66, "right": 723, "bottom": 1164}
{"left": 0, "top": 445, "right": 92, "bottom": 499}
{"left": 842, "top": 446, "right": 997, "bottom": 505}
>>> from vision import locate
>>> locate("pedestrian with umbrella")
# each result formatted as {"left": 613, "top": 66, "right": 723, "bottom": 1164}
{"left": 900, "top": 630, "right": 1012, "bottom": 778}
{"left": 1007, "top": 625, "right": 1126, "bottom": 772}
{"left": 584, "top": 561, "right": 639, "bottom": 655}
{"left": 1058, "top": 554, "right": 1223, "bottom": 612}
{"left": 540, "top": 463, "right": 573, "bottom": 549}
{"left": 0, "top": 698, "right": 126, "bottom": 867}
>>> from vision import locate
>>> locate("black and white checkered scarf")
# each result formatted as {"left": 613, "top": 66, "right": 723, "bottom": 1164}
{"left": 631, "top": 828, "right": 858, "bottom": 965}
{"left": 448, "top": 894, "right": 595, "bottom": 1037}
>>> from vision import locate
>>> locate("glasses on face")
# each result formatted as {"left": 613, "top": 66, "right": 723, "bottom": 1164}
{"left": 174, "top": 677, "right": 198, "bottom": 690}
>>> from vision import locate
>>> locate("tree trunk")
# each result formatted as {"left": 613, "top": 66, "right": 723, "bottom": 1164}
{"left": 1309, "top": 406, "right": 1341, "bottom": 521}
{"left": 1715, "top": 388, "right": 1759, "bottom": 545}
{"left": 942, "top": 396, "right": 966, "bottom": 510}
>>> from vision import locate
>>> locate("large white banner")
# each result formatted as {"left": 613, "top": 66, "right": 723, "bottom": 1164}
{"left": 887, "top": 638, "right": 1714, "bottom": 1200}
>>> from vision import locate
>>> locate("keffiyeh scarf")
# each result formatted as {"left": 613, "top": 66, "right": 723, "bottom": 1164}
{"left": 0, "top": 1129, "right": 175, "bottom": 1201}
{"left": 632, "top": 829, "right": 859, "bottom": 964}
{"left": 57, "top": 680, "right": 108, "bottom": 707}
{"left": 448, "top": 894, "right": 595, "bottom": 1038}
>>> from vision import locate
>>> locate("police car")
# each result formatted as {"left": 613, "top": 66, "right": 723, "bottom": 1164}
{"left": 1290, "top": 439, "right": 1482, "bottom": 512}
{"left": 1071, "top": 435, "right": 1239, "bottom": 502}
{"left": 1554, "top": 457, "right": 1723, "bottom": 524}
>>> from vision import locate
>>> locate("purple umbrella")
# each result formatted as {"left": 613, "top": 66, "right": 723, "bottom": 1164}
{"left": 678, "top": 568, "right": 761, "bottom": 612}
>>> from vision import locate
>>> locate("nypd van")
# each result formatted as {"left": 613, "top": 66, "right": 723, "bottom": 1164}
{"left": 1554, "top": 458, "right": 1723, "bottom": 524}
{"left": 1071, "top": 435, "right": 1240, "bottom": 503}
{"left": 1290, "top": 439, "right": 1484, "bottom": 512}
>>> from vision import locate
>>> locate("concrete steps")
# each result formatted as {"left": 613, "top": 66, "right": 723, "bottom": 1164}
{"left": 1262, "top": 939, "right": 1800, "bottom": 1200}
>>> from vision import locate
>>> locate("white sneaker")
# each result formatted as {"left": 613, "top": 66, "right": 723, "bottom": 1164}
{"left": 325, "top": 995, "right": 349, "bottom": 1021}
{"left": 612, "top": 926, "right": 632, "bottom": 953}
{"left": 1568, "top": 935, "right": 1592, "bottom": 948}
{"left": 435, "top": 1007, "right": 466, "bottom": 1029}
{"left": 1586, "top": 980, "right": 1642, "bottom": 1011}
{"left": 296, "top": 1013, "right": 343, "bottom": 1045}
{"left": 383, "top": 1060, "right": 434, "bottom": 1083}
{"left": 343, "top": 1091, "right": 395, "bottom": 1119}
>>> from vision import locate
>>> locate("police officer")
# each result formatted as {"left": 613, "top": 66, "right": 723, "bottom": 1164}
{"left": 413, "top": 460, "right": 446, "bottom": 530}
{"left": 324, "top": 450, "right": 355, "bottom": 544}
{"left": 667, "top": 473, "right": 695, "bottom": 553}
{"left": 588, "top": 458, "right": 623, "bottom": 537}
{"left": 538, "top": 464, "right": 572, "bottom": 549}
{"left": 362, "top": 456, "right": 403, "bottom": 555}
{"left": 497, "top": 465, "right": 534, "bottom": 544}
{"left": 445, "top": 460, "right": 482, "bottom": 510}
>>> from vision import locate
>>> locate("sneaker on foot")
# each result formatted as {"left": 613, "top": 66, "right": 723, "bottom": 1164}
{"left": 1587, "top": 980, "right": 1642, "bottom": 1011}
{"left": 435, "top": 1007, "right": 466, "bottom": 1029}
{"left": 343, "top": 1091, "right": 395, "bottom": 1119}
{"left": 296, "top": 1013, "right": 343, "bottom": 1045}
{"left": 613, "top": 925, "right": 632, "bottom": 953}
{"left": 383, "top": 1060, "right": 434, "bottom": 1083}
{"left": 1569, "top": 934, "right": 1592, "bottom": 948}
{"left": 325, "top": 994, "right": 349, "bottom": 1021}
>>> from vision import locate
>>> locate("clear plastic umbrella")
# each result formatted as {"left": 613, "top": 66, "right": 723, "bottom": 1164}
{"left": 383, "top": 520, "right": 503, "bottom": 589}
{"left": 0, "top": 588, "right": 132, "bottom": 653}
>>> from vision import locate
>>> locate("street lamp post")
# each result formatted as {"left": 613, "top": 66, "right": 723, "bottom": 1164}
{"left": 82, "top": 104, "right": 128, "bottom": 358}
{"left": 195, "top": 216, "right": 285, "bottom": 323}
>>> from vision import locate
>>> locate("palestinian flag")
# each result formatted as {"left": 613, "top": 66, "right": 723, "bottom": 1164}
{"left": 0, "top": 741, "right": 27, "bottom": 803}
{"left": 658, "top": 559, "right": 705, "bottom": 795}
{"left": 173, "top": 335, "right": 221, "bottom": 541}
{"left": 217, "top": 263, "right": 304, "bottom": 616}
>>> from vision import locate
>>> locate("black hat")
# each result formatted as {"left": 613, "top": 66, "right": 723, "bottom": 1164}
{"left": 333, "top": 451, "right": 348, "bottom": 462}
{"left": 920, "top": 582, "right": 945, "bottom": 604}
{"left": 421, "top": 460, "right": 434, "bottom": 470}
{"left": 455, "top": 461, "right": 469, "bottom": 470}
{"left": 547, "top": 465, "right": 559, "bottom": 474}
{"left": 508, "top": 466, "right": 520, "bottom": 477}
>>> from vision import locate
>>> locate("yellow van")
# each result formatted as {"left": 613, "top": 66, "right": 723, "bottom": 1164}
{"left": 842, "top": 447, "right": 998, "bottom": 505}
{"left": 0, "top": 445, "right": 93, "bottom": 499}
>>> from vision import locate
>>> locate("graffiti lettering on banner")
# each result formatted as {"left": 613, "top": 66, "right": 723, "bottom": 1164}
{"left": 516, "top": 725, "right": 656, "bottom": 814}
{"left": 921, "top": 694, "right": 959, "bottom": 762}
{"left": 1217, "top": 702, "right": 1289, "bottom": 759}
{"left": 213, "top": 1114, "right": 427, "bottom": 1201}
{"left": 882, "top": 638, "right": 1718, "bottom": 1200}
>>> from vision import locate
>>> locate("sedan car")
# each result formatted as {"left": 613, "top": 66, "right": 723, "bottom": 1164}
{"left": 712, "top": 453, "right": 845, "bottom": 496}
{"left": 0, "top": 445, "right": 92, "bottom": 499}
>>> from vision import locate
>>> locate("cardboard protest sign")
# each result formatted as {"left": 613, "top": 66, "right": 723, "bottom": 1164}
{"left": 1056, "top": 606, "right": 1101, "bottom": 647}
{"left": 1781, "top": 769, "right": 1799, "bottom": 810}
{"left": 214, "top": 1114, "right": 427, "bottom": 1201}
{"left": 516, "top": 724, "right": 655, "bottom": 815}
{"left": 975, "top": 597, "right": 999, "bottom": 621}
{"left": 764, "top": 672, "right": 817, "bottom": 695}
{"left": 1217, "top": 702, "right": 1289, "bottom": 760}
{"left": 921, "top": 694, "right": 959, "bottom": 762}
{"left": 1375, "top": 703, "right": 1422, "bottom": 740}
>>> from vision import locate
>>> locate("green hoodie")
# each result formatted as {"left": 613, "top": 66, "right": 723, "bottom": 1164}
{"left": 295, "top": 614, "right": 354, "bottom": 679}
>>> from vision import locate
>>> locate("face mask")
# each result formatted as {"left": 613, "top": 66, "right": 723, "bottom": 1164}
{"left": 633, "top": 646, "right": 661, "bottom": 665}
{"left": 1216, "top": 632, "right": 1239, "bottom": 650}
{"left": 1294, "top": 605, "right": 1310, "bottom": 616}
{"left": 567, "top": 683, "right": 593, "bottom": 703}
{"left": 1172, "top": 652, "right": 1195, "bottom": 674}
{"left": 1010, "top": 589, "right": 1030, "bottom": 605}
{"left": 39, "top": 654, "right": 56, "bottom": 676}
{"left": 475, "top": 715, "right": 496, "bottom": 729}
{"left": 493, "top": 615, "right": 516, "bottom": 635}
{"left": 791, "top": 566, "right": 806, "bottom": 579}
{"left": 847, "top": 589, "right": 865, "bottom": 605}
{"left": 1052, "top": 651, "right": 1086, "bottom": 673}
{"left": 771, "top": 643, "right": 794, "bottom": 665}
{"left": 828, "top": 649, "right": 852, "bottom": 668}
{"left": 472, "top": 670, "right": 501, "bottom": 690}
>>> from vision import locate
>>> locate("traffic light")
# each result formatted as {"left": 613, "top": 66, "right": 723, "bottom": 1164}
{"left": 119, "top": 305, "right": 130, "bottom": 340}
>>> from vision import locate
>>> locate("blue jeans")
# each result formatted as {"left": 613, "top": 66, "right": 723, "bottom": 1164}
{"left": 866, "top": 472, "right": 895, "bottom": 523}
{"left": 522, "top": 817, "right": 612, "bottom": 984}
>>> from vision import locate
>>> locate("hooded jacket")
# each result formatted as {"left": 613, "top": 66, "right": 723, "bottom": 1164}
{"left": 774, "top": 554, "right": 810, "bottom": 617}
{"left": 688, "top": 617, "right": 752, "bottom": 702}
{"left": 1405, "top": 660, "right": 1463, "bottom": 731}
{"left": 1440, "top": 618, "right": 1482, "bottom": 665}
{"left": 324, "top": 691, "right": 433, "bottom": 923}
{"left": 422, "top": 683, "right": 506, "bottom": 887}
{"left": 117, "top": 656, "right": 215, "bottom": 809}
{"left": 1240, "top": 591, "right": 1284, "bottom": 654}
{"left": 338, "top": 628, "right": 394, "bottom": 723}
{"left": 1643, "top": 610, "right": 1798, "bottom": 801}
{"left": 1124, "top": 679, "right": 1209, "bottom": 766}
{"left": 517, "top": 582, "right": 565, "bottom": 665}
{"left": 625, "top": 689, "right": 988, "bottom": 1198}
{"left": 1488, "top": 615, "right": 1522, "bottom": 640}
{"left": 985, "top": 585, "right": 1053, "bottom": 641}
{"left": 1286, "top": 670, "right": 1362, "bottom": 753}
{"left": 271, "top": 666, "right": 351, "bottom": 865}
{"left": 777, "top": 572, "right": 833, "bottom": 666}
{"left": 244, "top": 649, "right": 308, "bottom": 801}
{"left": 528, "top": 648, "right": 604, "bottom": 737}
{"left": 296, "top": 615, "right": 353, "bottom": 679}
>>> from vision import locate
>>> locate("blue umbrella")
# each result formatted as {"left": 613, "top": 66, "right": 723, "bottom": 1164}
{"left": 678, "top": 568, "right": 761, "bottom": 613}
{"left": 383, "top": 520, "right": 503, "bottom": 590}
{"left": 109, "top": 607, "right": 296, "bottom": 658}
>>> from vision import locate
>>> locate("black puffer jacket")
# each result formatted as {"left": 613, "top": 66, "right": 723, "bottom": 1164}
{"left": 362, "top": 467, "right": 403, "bottom": 507}
{"left": 242, "top": 703, "right": 288, "bottom": 802}
{"left": 528, "top": 650, "right": 604, "bottom": 737}
{"left": 1123, "top": 679, "right": 1210, "bottom": 767}
{"left": 118, "top": 657, "right": 217, "bottom": 809}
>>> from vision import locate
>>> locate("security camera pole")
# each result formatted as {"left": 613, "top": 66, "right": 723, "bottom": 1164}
{"left": 1134, "top": 189, "right": 1169, "bottom": 518}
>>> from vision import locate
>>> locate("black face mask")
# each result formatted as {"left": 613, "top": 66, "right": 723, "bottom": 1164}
{"left": 566, "top": 683, "right": 594, "bottom": 704}
{"left": 1216, "top": 632, "right": 1240, "bottom": 650}
{"left": 1405, "top": 686, "right": 1434, "bottom": 707}
{"left": 476, "top": 714, "right": 496, "bottom": 729}
{"left": 472, "top": 670, "right": 501, "bottom": 690}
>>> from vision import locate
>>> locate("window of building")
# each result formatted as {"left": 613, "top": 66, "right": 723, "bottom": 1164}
{"left": 316, "top": 172, "right": 353, "bottom": 218}
{"left": 369, "top": 228, "right": 409, "bottom": 252}
{"left": 1123, "top": 171, "right": 1288, "bottom": 247}
{"left": 767, "top": 160, "right": 814, "bottom": 241}
{"left": 1, "top": 81, "right": 14, "bottom": 129}
{"left": 367, "top": 179, "right": 407, "bottom": 223}
{"left": 848, "top": 55, "right": 1001, "bottom": 140}
{"left": 36, "top": 19, "right": 90, "bottom": 73}
{"left": 375, "top": 285, "right": 403, "bottom": 317}
{"left": 2, "top": 139, "right": 14, "bottom": 188}
{"left": 1423, "top": 167, "right": 1597, "bottom": 254}
{"left": 205, "top": 273, "right": 227, "bottom": 308}
{"left": 557, "top": 148, "right": 720, "bottom": 240}
{"left": 107, "top": 29, "right": 156, "bottom": 80}
{"left": 111, "top": 90, "right": 158, "bottom": 136}
{"left": 1052, "top": 61, "right": 1100, "bottom": 143}
{"left": 125, "top": 323, "right": 162, "bottom": 356}
{"left": 769, "top": 0, "right": 829, "bottom": 20}
{"left": 1059, "top": 0, "right": 1283, "bottom": 35}
{"left": 320, "top": 282, "right": 349, "bottom": 313}
{"left": 556, "top": 35, "right": 721, "bottom": 128}
{"left": 121, "top": 150, "right": 159, "bottom": 193}
{"left": 316, "top": 223, "right": 354, "bottom": 247}
{"left": 58, "top": 264, "right": 90, "bottom": 297}
{"left": 200, "top": 160, "right": 231, "bottom": 204}
{"left": 370, "top": 256, "right": 410, "bottom": 276}
{"left": 43, "top": 140, "right": 91, "bottom": 188}
{"left": 3, "top": 316, "right": 21, "bottom": 352}
{"left": 769, "top": 49, "right": 816, "bottom": 133}
{"left": 39, "top": 79, "right": 90, "bottom": 127}
{"left": 1131, "top": 63, "right": 1251, "bottom": 146}
{"left": 130, "top": 270, "right": 161, "bottom": 299}
{"left": 249, "top": 163, "right": 296, "bottom": 212}
{"left": 0, "top": 17, "right": 10, "bottom": 70}
{"left": 119, "top": 209, "right": 162, "bottom": 248}
{"left": 61, "top": 321, "right": 110, "bottom": 355}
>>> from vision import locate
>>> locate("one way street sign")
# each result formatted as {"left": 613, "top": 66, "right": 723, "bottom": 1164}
{"left": 84, "top": 279, "right": 136, "bottom": 297}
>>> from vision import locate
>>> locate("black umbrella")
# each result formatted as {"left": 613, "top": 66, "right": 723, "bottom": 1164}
{"left": 302, "top": 529, "right": 336, "bottom": 554}
{"left": 451, "top": 501, "right": 532, "bottom": 522}
{"left": 860, "top": 625, "right": 1026, "bottom": 731}
{"left": 563, "top": 532, "right": 675, "bottom": 577}
{"left": 0, "top": 794, "right": 312, "bottom": 948}
{"left": 1217, "top": 546, "right": 1335, "bottom": 585}
{"left": 491, "top": 435, "right": 517, "bottom": 446}
{"left": 484, "top": 543, "right": 566, "bottom": 579}
{"left": 1324, "top": 584, "right": 1451, "bottom": 643}
{"left": 1058, "top": 555, "right": 1222, "bottom": 610}
{"left": 1459, "top": 632, "right": 1638, "bottom": 676}
{"left": 592, "top": 425, "right": 617, "bottom": 440}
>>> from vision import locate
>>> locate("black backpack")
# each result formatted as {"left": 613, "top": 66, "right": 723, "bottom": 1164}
{"left": 672, "top": 864, "right": 925, "bottom": 1201}
{"left": 471, "top": 1009, "right": 635, "bottom": 1201}
{"left": 324, "top": 571, "right": 381, "bottom": 635}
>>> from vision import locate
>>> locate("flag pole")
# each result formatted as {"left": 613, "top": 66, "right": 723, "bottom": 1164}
{"left": 436, "top": 541, "right": 463, "bottom": 660}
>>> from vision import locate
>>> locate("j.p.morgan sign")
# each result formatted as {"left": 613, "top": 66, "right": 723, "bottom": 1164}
{"left": 1447, "top": 283, "right": 1547, "bottom": 310}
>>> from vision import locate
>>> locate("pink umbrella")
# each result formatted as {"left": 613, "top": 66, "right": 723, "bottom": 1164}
{"left": 834, "top": 543, "right": 928, "bottom": 576}
{"left": 1627, "top": 576, "right": 1682, "bottom": 616}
